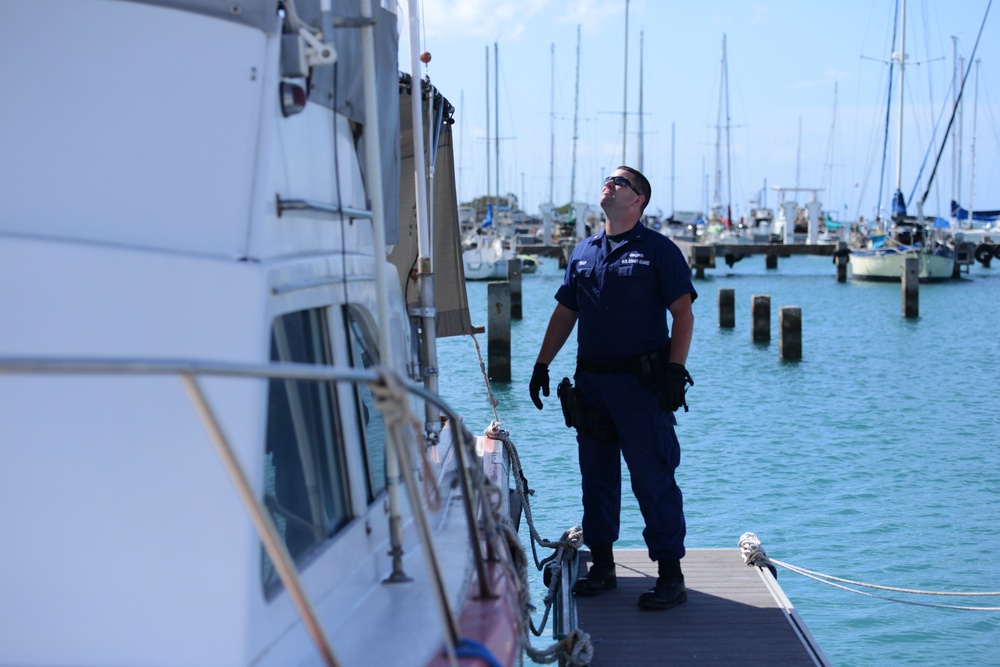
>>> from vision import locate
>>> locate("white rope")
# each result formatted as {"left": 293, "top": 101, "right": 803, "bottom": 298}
{"left": 469, "top": 333, "right": 500, "bottom": 420}
{"left": 739, "top": 532, "right": 1000, "bottom": 612}
{"left": 369, "top": 368, "right": 440, "bottom": 510}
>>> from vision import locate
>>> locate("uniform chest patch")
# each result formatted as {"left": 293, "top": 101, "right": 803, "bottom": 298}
{"left": 620, "top": 251, "right": 650, "bottom": 266}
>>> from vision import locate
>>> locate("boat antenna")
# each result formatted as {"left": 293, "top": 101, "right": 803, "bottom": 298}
{"left": 918, "top": 0, "right": 993, "bottom": 209}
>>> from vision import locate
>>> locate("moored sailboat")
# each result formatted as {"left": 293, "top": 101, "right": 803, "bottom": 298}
{"left": 850, "top": 0, "right": 954, "bottom": 282}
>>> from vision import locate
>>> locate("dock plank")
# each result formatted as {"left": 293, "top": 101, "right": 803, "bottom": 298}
{"left": 574, "top": 549, "right": 828, "bottom": 666}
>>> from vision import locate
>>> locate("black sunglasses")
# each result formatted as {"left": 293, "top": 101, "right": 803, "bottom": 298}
{"left": 604, "top": 175, "right": 643, "bottom": 198}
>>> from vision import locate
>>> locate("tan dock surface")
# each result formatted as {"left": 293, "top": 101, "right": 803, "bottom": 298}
{"left": 574, "top": 549, "right": 829, "bottom": 666}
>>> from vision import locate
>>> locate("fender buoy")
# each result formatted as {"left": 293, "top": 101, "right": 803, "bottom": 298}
{"left": 974, "top": 244, "right": 994, "bottom": 264}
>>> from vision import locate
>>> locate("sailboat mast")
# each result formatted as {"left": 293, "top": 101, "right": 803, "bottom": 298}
{"left": 958, "top": 54, "right": 965, "bottom": 214}
{"left": 894, "top": 0, "right": 906, "bottom": 209}
{"left": 549, "top": 43, "right": 555, "bottom": 204}
{"left": 570, "top": 25, "right": 581, "bottom": 204}
{"left": 712, "top": 34, "right": 726, "bottom": 218}
{"left": 638, "top": 30, "right": 644, "bottom": 172}
{"left": 494, "top": 42, "right": 499, "bottom": 205}
{"left": 724, "top": 33, "right": 732, "bottom": 222}
{"left": 485, "top": 46, "right": 490, "bottom": 207}
{"left": 671, "top": 122, "right": 676, "bottom": 214}
{"left": 969, "top": 58, "right": 980, "bottom": 220}
{"left": 795, "top": 116, "right": 802, "bottom": 191}
{"left": 621, "top": 0, "right": 629, "bottom": 164}
{"left": 951, "top": 36, "right": 959, "bottom": 217}
{"left": 824, "top": 83, "right": 838, "bottom": 210}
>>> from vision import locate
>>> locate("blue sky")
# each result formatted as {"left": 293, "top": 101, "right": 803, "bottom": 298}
{"left": 398, "top": 0, "right": 999, "bottom": 223}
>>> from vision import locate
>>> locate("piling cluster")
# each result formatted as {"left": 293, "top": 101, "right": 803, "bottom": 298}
{"left": 719, "top": 289, "right": 802, "bottom": 360}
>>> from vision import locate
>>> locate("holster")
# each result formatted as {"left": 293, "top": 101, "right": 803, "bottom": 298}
{"left": 557, "top": 377, "right": 575, "bottom": 428}
{"left": 557, "top": 377, "right": 617, "bottom": 442}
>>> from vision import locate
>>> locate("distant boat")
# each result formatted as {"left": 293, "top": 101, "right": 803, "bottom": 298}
{"left": 850, "top": 0, "right": 955, "bottom": 282}
{"left": 463, "top": 229, "right": 517, "bottom": 280}
{"left": 851, "top": 218, "right": 956, "bottom": 282}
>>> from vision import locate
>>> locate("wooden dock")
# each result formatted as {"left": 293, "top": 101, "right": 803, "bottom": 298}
{"left": 574, "top": 549, "right": 829, "bottom": 666}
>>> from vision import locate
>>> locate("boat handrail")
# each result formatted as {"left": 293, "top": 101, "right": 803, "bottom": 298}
{"left": 0, "top": 355, "right": 496, "bottom": 667}
{"left": 275, "top": 196, "right": 374, "bottom": 220}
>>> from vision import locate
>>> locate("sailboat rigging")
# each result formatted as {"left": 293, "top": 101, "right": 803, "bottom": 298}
{"left": 849, "top": 0, "right": 955, "bottom": 281}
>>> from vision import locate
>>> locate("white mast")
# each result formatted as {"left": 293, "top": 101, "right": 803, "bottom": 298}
{"left": 549, "top": 43, "right": 555, "bottom": 204}
{"left": 637, "top": 30, "right": 644, "bottom": 172}
{"left": 621, "top": 0, "right": 629, "bottom": 164}
{"left": 824, "top": 83, "right": 838, "bottom": 212}
{"left": 671, "top": 122, "right": 675, "bottom": 215}
{"left": 969, "top": 58, "right": 980, "bottom": 222}
{"left": 494, "top": 42, "right": 499, "bottom": 205}
{"left": 485, "top": 46, "right": 490, "bottom": 208}
{"left": 951, "top": 36, "right": 959, "bottom": 222}
{"left": 570, "top": 25, "right": 581, "bottom": 204}
{"left": 893, "top": 0, "right": 907, "bottom": 216}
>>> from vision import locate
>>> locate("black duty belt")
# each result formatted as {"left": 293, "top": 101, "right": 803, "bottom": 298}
{"left": 577, "top": 349, "right": 662, "bottom": 376}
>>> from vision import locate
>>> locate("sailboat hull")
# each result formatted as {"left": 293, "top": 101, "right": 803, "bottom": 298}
{"left": 850, "top": 246, "right": 955, "bottom": 282}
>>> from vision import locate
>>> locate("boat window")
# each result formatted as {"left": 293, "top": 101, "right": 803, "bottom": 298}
{"left": 262, "top": 308, "right": 350, "bottom": 595}
{"left": 345, "top": 305, "right": 387, "bottom": 500}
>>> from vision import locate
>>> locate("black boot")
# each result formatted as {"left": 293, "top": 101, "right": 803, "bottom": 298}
{"left": 637, "top": 558, "right": 687, "bottom": 610}
{"left": 572, "top": 545, "right": 616, "bottom": 596}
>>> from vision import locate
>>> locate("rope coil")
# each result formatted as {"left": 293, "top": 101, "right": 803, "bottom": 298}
{"left": 470, "top": 334, "right": 594, "bottom": 666}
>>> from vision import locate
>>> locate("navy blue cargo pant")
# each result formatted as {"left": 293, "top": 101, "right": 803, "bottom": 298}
{"left": 574, "top": 369, "right": 686, "bottom": 561}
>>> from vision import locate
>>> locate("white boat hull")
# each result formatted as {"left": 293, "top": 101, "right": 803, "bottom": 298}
{"left": 850, "top": 246, "right": 955, "bottom": 282}
{"left": 0, "top": 2, "right": 523, "bottom": 666}
{"left": 462, "top": 237, "right": 515, "bottom": 280}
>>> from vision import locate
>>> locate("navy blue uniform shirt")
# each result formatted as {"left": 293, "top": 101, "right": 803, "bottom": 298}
{"left": 555, "top": 221, "right": 697, "bottom": 363}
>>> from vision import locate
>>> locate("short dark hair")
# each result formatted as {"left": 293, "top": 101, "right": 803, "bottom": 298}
{"left": 617, "top": 165, "right": 651, "bottom": 212}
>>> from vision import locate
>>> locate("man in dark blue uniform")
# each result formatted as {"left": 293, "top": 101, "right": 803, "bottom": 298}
{"left": 529, "top": 166, "right": 697, "bottom": 610}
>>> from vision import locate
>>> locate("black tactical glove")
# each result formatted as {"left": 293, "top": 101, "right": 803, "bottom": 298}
{"left": 660, "top": 363, "right": 694, "bottom": 412}
{"left": 529, "top": 362, "right": 550, "bottom": 410}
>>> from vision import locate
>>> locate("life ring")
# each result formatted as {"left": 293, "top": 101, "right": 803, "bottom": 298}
{"left": 974, "top": 243, "right": 994, "bottom": 264}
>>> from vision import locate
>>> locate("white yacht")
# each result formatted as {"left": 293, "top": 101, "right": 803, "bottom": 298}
{"left": 0, "top": 2, "right": 525, "bottom": 666}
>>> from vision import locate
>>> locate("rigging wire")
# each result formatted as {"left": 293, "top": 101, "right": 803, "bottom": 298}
{"left": 907, "top": 75, "right": 957, "bottom": 207}
{"left": 918, "top": 0, "right": 994, "bottom": 207}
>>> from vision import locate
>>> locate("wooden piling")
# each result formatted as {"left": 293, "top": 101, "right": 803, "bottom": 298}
{"left": 752, "top": 294, "right": 770, "bottom": 343}
{"left": 779, "top": 306, "right": 802, "bottom": 360}
{"left": 835, "top": 241, "right": 848, "bottom": 283}
{"left": 902, "top": 256, "right": 919, "bottom": 319}
{"left": 718, "top": 288, "right": 735, "bottom": 328}
{"left": 507, "top": 258, "right": 522, "bottom": 320}
{"left": 487, "top": 282, "right": 511, "bottom": 381}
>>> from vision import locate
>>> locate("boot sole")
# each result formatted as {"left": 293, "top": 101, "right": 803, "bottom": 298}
{"left": 637, "top": 589, "right": 687, "bottom": 610}
{"left": 572, "top": 580, "right": 617, "bottom": 597}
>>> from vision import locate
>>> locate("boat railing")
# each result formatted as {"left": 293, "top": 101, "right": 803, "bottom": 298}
{"left": 275, "top": 196, "right": 374, "bottom": 220}
{"left": 0, "top": 356, "right": 501, "bottom": 667}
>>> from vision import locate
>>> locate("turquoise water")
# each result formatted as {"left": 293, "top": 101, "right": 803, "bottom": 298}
{"left": 436, "top": 254, "right": 1000, "bottom": 666}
